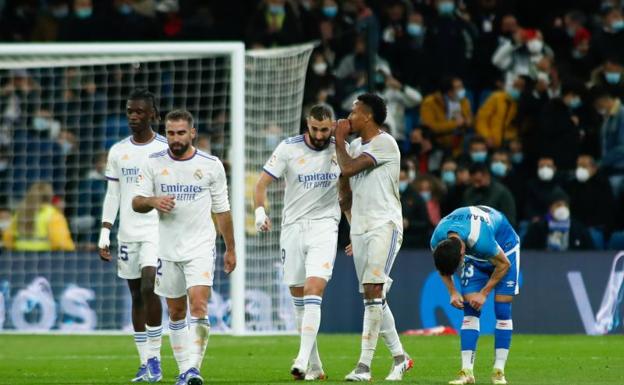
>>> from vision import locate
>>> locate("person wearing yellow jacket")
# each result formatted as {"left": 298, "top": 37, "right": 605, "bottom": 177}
{"left": 3, "top": 182, "right": 75, "bottom": 251}
{"left": 420, "top": 76, "right": 473, "bottom": 156}
{"left": 475, "top": 76, "right": 527, "bottom": 149}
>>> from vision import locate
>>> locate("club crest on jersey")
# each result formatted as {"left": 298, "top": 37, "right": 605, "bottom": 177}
{"left": 194, "top": 169, "right": 203, "bottom": 180}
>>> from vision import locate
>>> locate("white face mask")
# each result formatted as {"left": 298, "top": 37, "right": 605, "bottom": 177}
{"left": 312, "top": 62, "right": 327, "bottom": 75}
{"left": 576, "top": 167, "right": 590, "bottom": 182}
{"left": 538, "top": 166, "right": 554, "bottom": 181}
{"left": 553, "top": 205, "right": 570, "bottom": 221}
{"left": 408, "top": 169, "right": 416, "bottom": 182}
{"left": 527, "top": 39, "right": 543, "bottom": 54}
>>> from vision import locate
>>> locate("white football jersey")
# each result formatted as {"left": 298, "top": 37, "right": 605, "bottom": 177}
{"left": 263, "top": 135, "right": 342, "bottom": 226}
{"left": 105, "top": 134, "right": 168, "bottom": 242}
{"left": 135, "top": 148, "right": 230, "bottom": 262}
{"left": 348, "top": 131, "right": 403, "bottom": 235}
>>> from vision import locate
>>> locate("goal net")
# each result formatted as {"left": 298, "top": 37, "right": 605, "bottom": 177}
{"left": 0, "top": 42, "right": 313, "bottom": 334}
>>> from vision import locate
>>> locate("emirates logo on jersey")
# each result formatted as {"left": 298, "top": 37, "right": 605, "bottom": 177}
{"left": 194, "top": 169, "right": 203, "bottom": 180}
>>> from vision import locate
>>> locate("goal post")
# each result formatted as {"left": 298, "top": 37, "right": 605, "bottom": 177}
{"left": 0, "top": 42, "right": 314, "bottom": 334}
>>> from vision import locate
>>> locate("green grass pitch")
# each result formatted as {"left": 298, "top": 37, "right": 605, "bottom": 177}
{"left": 1, "top": 334, "right": 622, "bottom": 384}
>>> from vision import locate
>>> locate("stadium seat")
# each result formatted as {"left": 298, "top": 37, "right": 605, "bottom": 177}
{"left": 607, "top": 230, "right": 624, "bottom": 250}
{"left": 589, "top": 227, "right": 606, "bottom": 250}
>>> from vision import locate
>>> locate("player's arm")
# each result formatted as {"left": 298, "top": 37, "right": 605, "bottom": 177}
{"left": 215, "top": 210, "right": 236, "bottom": 274}
{"left": 132, "top": 163, "right": 175, "bottom": 214}
{"left": 440, "top": 274, "right": 464, "bottom": 309}
{"left": 334, "top": 119, "right": 375, "bottom": 178}
{"left": 338, "top": 175, "right": 352, "bottom": 214}
{"left": 98, "top": 180, "right": 120, "bottom": 261}
{"left": 254, "top": 171, "right": 274, "bottom": 232}
{"left": 468, "top": 248, "right": 511, "bottom": 311}
{"left": 482, "top": 249, "right": 511, "bottom": 296}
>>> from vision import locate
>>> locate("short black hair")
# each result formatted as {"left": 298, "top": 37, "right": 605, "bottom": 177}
{"left": 165, "top": 109, "right": 194, "bottom": 127}
{"left": 433, "top": 237, "right": 463, "bottom": 276}
{"left": 561, "top": 80, "right": 586, "bottom": 97}
{"left": 439, "top": 76, "right": 457, "bottom": 94}
{"left": 357, "top": 93, "right": 387, "bottom": 126}
{"left": 469, "top": 135, "right": 487, "bottom": 147}
{"left": 591, "top": 85, "right": 615, "bottom": 101}
{"left": 308, "top": 104, "right": 335, "bottom": 121}
{"left": 128, "top": 88, "right": 159, "bottom": 118}
{"left": 469, "top": 161, "right": 490, "bottom": 175}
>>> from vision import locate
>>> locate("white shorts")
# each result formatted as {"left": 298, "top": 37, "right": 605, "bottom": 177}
{"left": 351, "top": 222, "right": 402, "bottom": 294}
{"left": 117, "top": 240, "right": 158, "bottom": 280}
{"left": 280, "top": 218, "right": 339, "bottom": 287}
{"left": 154, "top": 248, "right": 216, "bottom": 298}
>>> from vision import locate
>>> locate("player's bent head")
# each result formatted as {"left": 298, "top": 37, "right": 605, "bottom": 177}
{"left": 433, "top": 238, "right": 463, "bottom": 276}
{"left": 356, "top": 93, "right": 387, "bottom": 126}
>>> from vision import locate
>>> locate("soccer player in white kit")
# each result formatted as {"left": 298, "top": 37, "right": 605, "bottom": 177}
{"left": 335, "top": 93, "right": 413, "bottom": 381}
{"left": 132, "top": 110, "right": 236, "bottom": 385}
{"left": 98, "top": 89, "right": 166, "bottom": 383}
{"left": 254, "top": 104, "right": 345, "bottom": 380}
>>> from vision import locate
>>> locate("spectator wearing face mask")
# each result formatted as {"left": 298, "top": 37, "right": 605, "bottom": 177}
{"left": 407, "top": 126, "right": 445, "bottom": 174}
{"left": 565, "top": 154, "right": 615, "bottom": 237}
{"left": 547, "top": 9, "right": 592, "bottom": 82}
{"left": 399, "top": 161, "right": 429, "bottom": 248}
{"left": 109, "top": 0, "right": 158, "bottom": 41}
{"left": 441, "top": 161, "right": 469, "bottom": 215}
{"left": 420, "top": 76, "right": 473, "bottom": 156}
{"left": 475, "top": 75, "right": 526, "bottom": 149}
{"left": 58, "top": 0, "right": 106, "bottom": 41}
{"left": 489, "top": 149, "right": 524, "bottom": 219}
{"left": 423, "top": 0, "right": 477, "bottom": 90}
{"left": 537, "top": 81, "right": 586, "bottom": 170}
{"left": 589, "top": 6, "right": 624, "bottom": 68}
{"left": 463, "top": 161, "right": 516, "bottom": 226}
{"left": 524, "top": 156, "right": 566, "bottom": 222}
{"left": 246, "top": 0, "right": 303, "bottom": 48}
{"left": 31, "top": 0, "right": 70, "bottom": 41}
{"left": 589, "top": 56, "right": 624, "bottom": 100}
{"left": 380, "top": 7, "right": 427, "bottom": 90}
{"left": 523, "top": 191, "right": 593, "bottom": 251}
{"left": 591, "top": 86, "right": 624, "bottom": 189}
{"left": 456, "top": 135, "right": 489, "bottom": 166}
{"left": 304, "top": 51, "right": 337, "bottom": 107}
{"left": 492, "top": 28, "right": 555, "bottom": 90}
{"left": 415, "top": 174, "right": 443, "bottom": 227}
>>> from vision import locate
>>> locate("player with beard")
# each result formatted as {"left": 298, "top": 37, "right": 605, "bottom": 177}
{"left": 98, "top": 89, "right": 167, "bottom": 382}
{"left": 254, "top": 104, "right": 347, "bottom": 380}
{"left": 133, "top": 109, "right": 236, "bottom": 385}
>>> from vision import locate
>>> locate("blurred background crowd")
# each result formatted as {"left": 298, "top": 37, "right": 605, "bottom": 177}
{"left": 1, "top": 0, "right": 624, "bottom": 252}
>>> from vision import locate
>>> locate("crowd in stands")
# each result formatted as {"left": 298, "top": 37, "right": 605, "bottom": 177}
{"left": 1, "top": 0, "right": 624, "bottom": 251}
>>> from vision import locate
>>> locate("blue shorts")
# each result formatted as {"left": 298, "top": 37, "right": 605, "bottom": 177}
{"left": 459, "top": 243, "right": 520, "bottom": 296}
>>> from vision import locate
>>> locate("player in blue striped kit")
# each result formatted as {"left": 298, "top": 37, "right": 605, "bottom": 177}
{"left": 430, "top": 206, "right": 520, "bottom": 385}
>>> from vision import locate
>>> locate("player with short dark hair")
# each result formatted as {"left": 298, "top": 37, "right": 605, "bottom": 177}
{"left": 254, "top": 103, "right": 341, "bottom": 380}
{"left": 335, "top": 93, "right": 413, "bottom": 381}
{"left": 133, "top": 110, "right": 236, "bottom": 385}
{"left": 431, "top": 205, "right": 520, "bottom": 385}
{"left": 98, "top": 88, "right": 166, "bottom": 383}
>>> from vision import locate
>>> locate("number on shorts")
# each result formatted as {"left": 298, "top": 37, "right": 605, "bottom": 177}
{"left": 461, "top": 263, "right": 474, "bottom": 287}
{"left": 156, "top": 258, "right": 162, "bottom": 276}
{"left": 119, "top": 245, "right": 129, "bottom": 261}
{"left": 281, "top": 249, "right": 286, "bottom": 264}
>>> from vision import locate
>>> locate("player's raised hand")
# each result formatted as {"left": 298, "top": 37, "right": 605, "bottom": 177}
{"left": 468, "top": 292, "right": 487, "bottom": 311}
{"left": 334, "top": 119, "right": 351, "bottom": 139}
{"left": 345, "top": 243, "right": 353, "bottom": 256}
{"left": 98, "top": 227, "right": 112, "bottom": 262}
{"left": 224, "top": 249, "right": 237, "bottom": 274}
{"left": 255, "top": 207, "right": 271, "bottom": 232}
{"left": 450, "top": 292, "right": 464, "bottom": 309}
{"left": 152, "top": 195, "right": 175, "bottom": 213}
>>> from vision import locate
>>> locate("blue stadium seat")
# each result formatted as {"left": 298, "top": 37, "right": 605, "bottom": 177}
{"left": 607, "top": 231, "right": 624, "bottom": 250}
{"left": 589, "top": 227, "right": 606, "bottom": 250}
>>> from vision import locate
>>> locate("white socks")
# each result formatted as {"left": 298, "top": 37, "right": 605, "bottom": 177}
{"left": 146, "top": 325, "right": 162, "bottom": 360}
{"left": 380, "top": 302, "right": 404, "bottom": 357}
{"left": 293, "top": 295, "right": 323, "bottom": 370}
{"left": 295, "top": 295, "right": 322, "bottom": 368}
{"left": 359, "top": 299, "right": 384, "bottom": 368}
{"left": 134, "top": 331, "right": 148, "bottom": 365}
{"left": 189, "top": 317, "right": 211, "bottom": 370}
{"left": 169, "top": 318, "right": 191, "bottom": 374}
